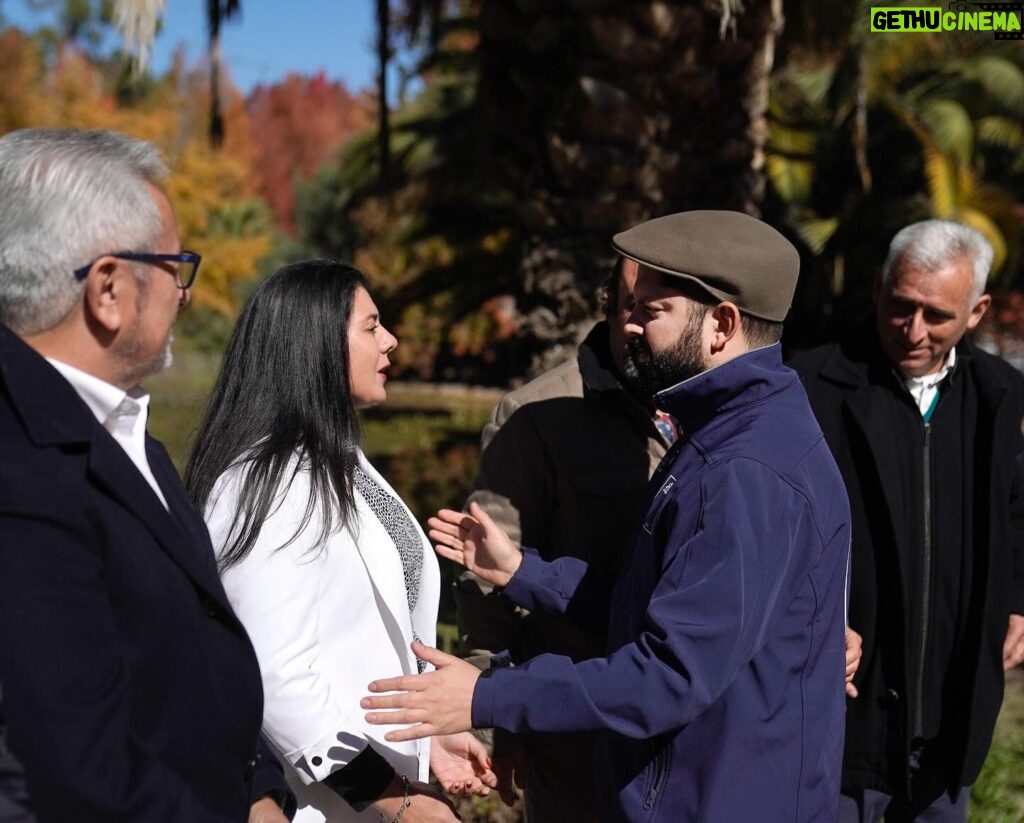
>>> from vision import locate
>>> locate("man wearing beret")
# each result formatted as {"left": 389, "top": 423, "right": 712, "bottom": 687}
{"left": 361, "top": 210, "right": 852, "bottom": 822}
{"left": 792, "top": 220, "right": 1024, "bottom": 822}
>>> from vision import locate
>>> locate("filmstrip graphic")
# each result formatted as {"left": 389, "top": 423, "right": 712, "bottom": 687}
{"left": 950, "top": 1, "right": 1024, "bottom": 37}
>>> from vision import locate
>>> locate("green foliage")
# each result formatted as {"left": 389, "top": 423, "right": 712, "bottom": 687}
{"left": 767, "top": 2, "right": 1024, "bottom": 338}
{"left": 296, "top": 22, "right": 522, "bottom": 384}
{"left": 969, "top": 673, "right": 1024, "bottom": 822}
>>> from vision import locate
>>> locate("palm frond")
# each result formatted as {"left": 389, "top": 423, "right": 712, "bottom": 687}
{"left": 919, "top": 99, "right": 974, "bottom": 169}
{"left": 955, "top": 207, "right": 1007, "bottom": 273}
{"left": 114, "top": 0, "right": 166, "bottom": 70}
{"left": 976, "top": 115, "right": 1024, "bottom": 149}
{"left": 960, "top": 56, "right": 1024, "bottom": 118}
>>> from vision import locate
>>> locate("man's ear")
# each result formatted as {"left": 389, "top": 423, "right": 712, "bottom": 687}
{"left": 966, "top": 293, "right": 992, "bottom": 332}
{"left": 82, "top": 257, "right": 133, "bottom": 333}
{"left": 710, "top": 301, "right": 741, "bottom": 353}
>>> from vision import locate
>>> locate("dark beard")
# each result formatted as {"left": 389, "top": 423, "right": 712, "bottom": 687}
{"left": 625, "top": 306, "right": 708, "bottom": 398}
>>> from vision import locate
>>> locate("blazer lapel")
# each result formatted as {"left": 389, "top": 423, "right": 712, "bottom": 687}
{"left": 350, "top": 458, "right": 424, "bottom": 664}
{"left": 146, "top": 437, "right": 235, "bottom": 604}
{"left": 86, "top": 436, "right": 228, "bottom": 605}
{"left": 0, "top": 326, "right": 230, "bottom": 609}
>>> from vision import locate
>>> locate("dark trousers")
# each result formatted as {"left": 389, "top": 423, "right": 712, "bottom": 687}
{"left": 838, "top": 743, "right": 968, "bottom": 823}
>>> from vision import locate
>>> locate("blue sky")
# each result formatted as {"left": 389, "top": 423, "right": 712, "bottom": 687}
{"left": 4, "top": 0, "right": 380, "bottom": 94}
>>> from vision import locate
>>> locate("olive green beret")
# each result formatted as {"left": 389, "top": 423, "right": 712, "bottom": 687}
{"left": 612, "top": 210, "right": 800, "bottom": 322}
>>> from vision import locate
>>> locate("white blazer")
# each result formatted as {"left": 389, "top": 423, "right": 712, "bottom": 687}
{"left": 205, "top": 449, "right": 441, "bottom": 822}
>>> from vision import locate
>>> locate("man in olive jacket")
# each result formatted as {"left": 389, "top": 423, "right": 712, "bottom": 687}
{"left": 792, "top": 220, "right": 1024, "bottom": 822}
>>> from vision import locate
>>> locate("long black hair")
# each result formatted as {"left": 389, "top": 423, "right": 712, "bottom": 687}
{"left": 185, "top": 259, "right": 368, "bottom": 570}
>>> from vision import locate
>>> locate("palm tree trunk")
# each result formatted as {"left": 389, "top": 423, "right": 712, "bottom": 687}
{"left": 377, "top": 0, "right": 392, "bottom": 184}
{"left": 478, "top": 0, "right": 785, "bottom": 370}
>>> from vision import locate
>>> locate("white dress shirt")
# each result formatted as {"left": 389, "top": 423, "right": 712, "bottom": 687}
{"left": 46, "top": 358, "right": 169, "bottom": 509}
{"left": 903, "top": 347, "right": 956, "bottom": 418}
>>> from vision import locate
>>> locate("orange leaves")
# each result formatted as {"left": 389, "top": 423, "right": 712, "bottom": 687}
{"left": 0, "top": 25, "right": 274, "bottom": 317}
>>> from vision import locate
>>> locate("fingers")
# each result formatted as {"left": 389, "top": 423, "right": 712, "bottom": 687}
{"left": 367, "top": 674, "right": 423, "bottom": 693}
{"left": 362, "top": 692, "right": 420, "bottom": 711}
{"left": 467, "top": 501, "right": 497, "bottom": 532}
{"left": 1002, "top": 616, "right": 1024, "bottom": 670}
{"left": 436, "top": 773, "right": 491, "bottom": 797}
{"left": 465, "top": 736, "right": 490, "bottom": 772}
{"left": 434, "top": 543, "right": 467, "bottom": 567}
{"left": 385, "top": 724, "right": 434, "bottom": 742}
{"left": 411, "top": 640, "right": 454, "bottom": 668}
{"left": 427, "top": 519, "right": 464, "bottom": 546}
{"left": 846, "top": 682, "right": 859, "bottom": 699}
{"left": 432, "top": 509, "right": 479, "bottom": 533}
{"left": 384, "top": 722, "right": 436, "bottom": 742}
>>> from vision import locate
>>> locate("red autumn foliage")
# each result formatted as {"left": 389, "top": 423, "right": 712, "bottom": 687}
{"left": 246, "top": 72, "right": 373, "bottom": 233}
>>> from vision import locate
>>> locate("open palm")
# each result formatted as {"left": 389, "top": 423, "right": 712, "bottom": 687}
{"left": 427, "top": 502, "right": 522, "bottom": 587}
{"left": 430, "top": 732, "right": 496, "bottom": 796}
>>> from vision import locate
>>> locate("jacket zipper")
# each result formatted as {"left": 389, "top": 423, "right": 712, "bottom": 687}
{"left": 913, "top": 421, "right": 932, "bottom": 737}
{"left": 643, "top": 746, "right": 669, "bottom": 811}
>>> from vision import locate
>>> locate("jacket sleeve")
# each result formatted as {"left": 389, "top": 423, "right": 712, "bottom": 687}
{"left": 0, "top": 511, "right": 229, "bottom": 823}
{"left": 248, "top": 734, "right": 297, "bottom": 819}
{"left": 209, "top": 468, "right": 393, "bottom": 793}
{"left": 472, "top": 459, "right": 832, "bottom": 738}
{"left": 1009, "top": 402, "right": 1024, "bottom": 616}
{"left": 456, "top": 394, "right": 553, "bottom": 667}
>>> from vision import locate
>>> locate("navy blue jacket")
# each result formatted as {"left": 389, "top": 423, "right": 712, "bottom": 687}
{"left": 0, "top": 326, "right": 291, "bottom": 822}
{"left": 472, "top": 345, "right": 851, "bottom": 822}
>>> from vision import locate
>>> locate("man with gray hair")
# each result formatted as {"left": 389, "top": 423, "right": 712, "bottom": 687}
{"left": 792, "top": 219, "right": 1024, "bottom": 821}
{"left": 0, "top": 129, "right": 292, "bottom": 822}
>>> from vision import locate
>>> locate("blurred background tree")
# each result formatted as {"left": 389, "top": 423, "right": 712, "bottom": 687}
{"left": 5, "top": 7, "right": 1024, "bottom": 816}
{"left": 765, "top": 0, "right": 1024, "bottom": 348}
{"left": 2, "top": 0, "right": 1021, "bottom": 376}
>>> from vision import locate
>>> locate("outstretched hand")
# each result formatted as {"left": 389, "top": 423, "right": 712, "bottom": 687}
{"left": 363, "top": 641, "right": 481, "bottom": 742}
{"left": 427, "top": 502, "right": 522, "bottom": 588}
{"left": 430, "top": 732, "right": 497, "bottom": 797}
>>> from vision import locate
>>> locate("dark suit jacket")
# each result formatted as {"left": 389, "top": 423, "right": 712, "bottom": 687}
{"left": 792, "top": 332, "right": 1024, "bottom": 795}
{"left": 0, "top": 325, "right": 291, "bottom": 822}
{"left": 0, "top": 682, "right": 35, "bottom": 823}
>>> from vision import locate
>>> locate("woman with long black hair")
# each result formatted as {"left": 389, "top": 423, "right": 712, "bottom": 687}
{"left": 186, "top": 260, "right": 494, "bottom": 823}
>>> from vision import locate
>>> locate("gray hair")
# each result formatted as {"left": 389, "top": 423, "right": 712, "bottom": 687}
{"left": 0, "top": 128, "right": 168, "bottom": 334}
{"left": 881, "top": 219, "right": 993, "bottom": 304}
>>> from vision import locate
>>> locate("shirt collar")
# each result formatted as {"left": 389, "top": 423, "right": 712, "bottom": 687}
{"left": 902, "top": 346, "right": 957, "bottom": 393}
{"left": 44, "top": 358, "right": 151, "bottom": 430}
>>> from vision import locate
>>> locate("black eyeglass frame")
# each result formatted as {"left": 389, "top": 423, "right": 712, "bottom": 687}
{"left": 73, "top": 250, "right": 202, "bottom": 290}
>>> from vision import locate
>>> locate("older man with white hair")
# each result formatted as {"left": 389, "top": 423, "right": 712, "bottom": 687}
{"left": 793, "top": 219, "right": 1024, "bottom": 822}
{"left": 0, "top": 128, "right": 292, "bottom": 823}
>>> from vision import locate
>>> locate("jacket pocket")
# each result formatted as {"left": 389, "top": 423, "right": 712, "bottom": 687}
{"left": 642, "top": 739, "right": 671, "bottom": 813}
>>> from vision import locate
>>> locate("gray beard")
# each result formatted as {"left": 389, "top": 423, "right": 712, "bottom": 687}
{"left": 117, "top": 327, "right": 174, "bottom": 387}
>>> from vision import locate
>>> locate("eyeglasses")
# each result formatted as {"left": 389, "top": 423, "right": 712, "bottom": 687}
{"left": 73, "top": 250, "right": 202, "bottom": 290}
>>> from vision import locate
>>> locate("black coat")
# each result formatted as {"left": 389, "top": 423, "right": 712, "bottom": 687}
{"left": 0, "top": 326, "right": 291, "bottom": 822}
{"left": 792, "top": 332, "right": 1024, "bottom": 796}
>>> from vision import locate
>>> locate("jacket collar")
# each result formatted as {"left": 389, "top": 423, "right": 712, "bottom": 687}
{"left": 0, "top": 323, "right": 231, "bottom": 609}
{"left": 817, "top": 324, "right": 980, "bottom": 396}
{"left": 577, "top": 321, "right": 630, "bottom": 395}
{"left": 0, "top": 324, "right": 95, "bottom": 446}
{"left": 654, "top": 343, "right": 793, "bottom": 435}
